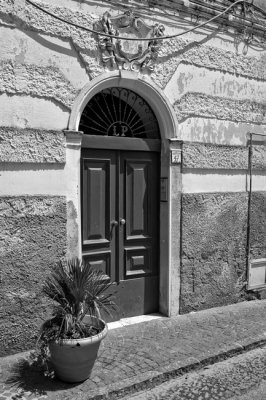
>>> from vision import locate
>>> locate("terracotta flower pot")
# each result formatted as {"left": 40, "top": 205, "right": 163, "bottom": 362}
{"left": 49, "top": 317, "right": 108, "bottom": 383}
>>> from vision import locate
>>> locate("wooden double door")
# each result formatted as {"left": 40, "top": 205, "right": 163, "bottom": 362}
{"left": 81, "top": 148, "right": 160, "bottom": 320}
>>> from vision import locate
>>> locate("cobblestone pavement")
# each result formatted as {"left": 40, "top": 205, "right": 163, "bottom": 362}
{"left": 122, "top": 345, "right": 266, "bottom": 399}
{"left": 1, "top": 300, "right": 266, "bottom": 400}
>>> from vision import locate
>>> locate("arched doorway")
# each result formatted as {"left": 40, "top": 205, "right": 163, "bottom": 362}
{"left": 68, "top": 71, "right": 179, "bottom": 318}
{"left": 80, "top": 87, "right": 160, "bottom": 319}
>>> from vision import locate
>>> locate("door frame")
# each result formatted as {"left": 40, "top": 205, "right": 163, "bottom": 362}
{"left": 66, "top": 70, "right": 181, "bottom": 317}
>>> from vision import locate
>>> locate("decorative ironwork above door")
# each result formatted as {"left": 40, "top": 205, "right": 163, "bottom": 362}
{"left": 94, "top": 11, "right": 165, "bottom": 72}
{"left": 79, "top": 87, "right": 160, "bottom": 139}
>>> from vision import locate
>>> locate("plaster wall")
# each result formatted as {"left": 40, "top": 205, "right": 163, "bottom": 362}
{"left": 0, "top": 127, "right": 65, "bottom": 163}
{"left": 0, "top": 0, "right": 265, "bottom": 353}
{"left": 182, "top": 172, "right": 266, "bottom": 194}
{"left": 180, "top": 192, "right": 266, "bottom": 313}
{"left": 0, "top": 167, "right": 66, "bottom": 196}
{"left": 181, "top": 140, "right": 266, "bottom": 311}
{"left": 0, "top": 196, "right": 67, "bottom": 356}
{"left": 182, "top": 142, "right": 266, "bottom": 193}
{"left": 165, "top": 64, "right": 266, "bottom": 104}
{"left": 182, "top": 142, "right": 266, "bottom": 170}
{"left": 0, "top": 94, "right": 69, "bottom": 130}
{"left": 0, "top": 27, "right": 89, "bottom": 90}
{"left": 0, "top": 128, "right": 81, "bottom": 258}
{"left": 177, "top": 119, "right": 265, "bottom": 146}
{"left": 0, "top": 128, "right": 81, "bottom": 355}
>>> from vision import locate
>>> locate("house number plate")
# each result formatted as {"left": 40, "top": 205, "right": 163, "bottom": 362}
{"left": 171, "top": 149, "right": 181, "bottom": 164}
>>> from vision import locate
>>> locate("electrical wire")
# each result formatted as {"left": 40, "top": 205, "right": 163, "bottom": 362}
{"left": 25, "top": 0, "right": 253, "bottom": 41}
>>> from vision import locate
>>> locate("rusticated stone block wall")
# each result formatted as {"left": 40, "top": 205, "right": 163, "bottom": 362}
{"left": 0, "top": 127, "right": 65, "bottom": 163}
{"left": 0, "top": 196, "right": 67, "bottom": 356}
{"left": 182, "top": 142, "right": 266, "bottom": 171}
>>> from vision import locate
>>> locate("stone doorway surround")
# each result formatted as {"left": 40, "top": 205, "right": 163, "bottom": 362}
{"left": 66, "top": 70, "right": 181, "bottom": 317}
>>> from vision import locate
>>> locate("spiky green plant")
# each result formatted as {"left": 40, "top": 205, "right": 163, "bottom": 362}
{"left": 38, "top": 258, "right": 116, "bottom": 346}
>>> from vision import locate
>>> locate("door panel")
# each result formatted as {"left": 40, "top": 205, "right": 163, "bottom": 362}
{"left": 124, "top": 246, "right": 152, "bottom": 276}
{"left": 82, "top": 159, "right": 110, "bottom": 244}
{"left": 118, "top": 276, "right": 159, "bottom": 317}
{"left": 125, "top": 160, "right": 149, "bottom": 237}
{"left": 82, "top": 150, "right": 116, "bottom": 281}
{"left": 121, "top": 152, "right": 159, "bottom": 277}
{"left": 81, "top": 149, "right": 159, "bottom": 320}
{"left": 119, "top": 151, "right": 159, "bottom": 318}
{"left": 85, "top": 251, "right": 111, "bottom": 277}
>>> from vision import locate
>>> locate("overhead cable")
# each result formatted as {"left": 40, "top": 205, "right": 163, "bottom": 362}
{"left": 25, "top": 0, "right": 258, "bottom": 41}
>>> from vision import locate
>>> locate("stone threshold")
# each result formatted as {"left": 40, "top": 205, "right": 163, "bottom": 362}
{"left": 107, "top": 313, "right": 168, "bottom": 330}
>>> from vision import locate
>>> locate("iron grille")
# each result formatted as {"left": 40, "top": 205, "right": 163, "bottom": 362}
{"left": 79, "top": 87, "right": 159, "bottom": 139}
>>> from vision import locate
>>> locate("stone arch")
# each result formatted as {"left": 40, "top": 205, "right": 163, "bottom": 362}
{"left": 68, "top": 70, "right": 177, "bottom": 141}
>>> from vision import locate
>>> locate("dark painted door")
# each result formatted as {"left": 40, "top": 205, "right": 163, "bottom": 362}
{"left": 81, "top": 149, "right": 159, "bottom": 319}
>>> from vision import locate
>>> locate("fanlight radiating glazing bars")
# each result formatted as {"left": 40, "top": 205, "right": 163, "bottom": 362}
{"left": 79, "top": 87, "right": 160, "bottom": 139}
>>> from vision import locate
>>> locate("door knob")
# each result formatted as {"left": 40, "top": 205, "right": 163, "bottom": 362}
{"left": 120, "top": 218, "right": 126, "bottom": 225}
{"left": 111, "top": 220, "right": 118, "bottom": 227}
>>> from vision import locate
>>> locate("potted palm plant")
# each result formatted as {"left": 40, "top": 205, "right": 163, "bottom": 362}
{"left": 38, "top": 258, "right": 116, "bottom": 383}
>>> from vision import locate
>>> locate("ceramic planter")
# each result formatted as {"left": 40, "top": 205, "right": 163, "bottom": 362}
{"left": 49, "top": 317, "right": 108, "bottom": 383}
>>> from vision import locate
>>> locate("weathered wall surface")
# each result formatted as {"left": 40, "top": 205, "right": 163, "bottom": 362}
{"left": 161, "top": 47, "right": 266, "bottom": 145}
{"left": 163, "top": 1, "right": 266, "bottom": 314}
{"left": 0, "top": 0, "right": 265, "bottom": 352}
{"left": 182, "top": 142, "right": 266, "bottom": 171}
{"left": 181, "top": 193, "right": 248, "bottom": 313}
{"left": 180, "top": 191, "right": 266, "bottom": 313}
{"left": 0, "top": 0, "right": 86, "bottom": 356}
{"left": 249, "top": 192, "right": 266, "bottom": 261}
{"left": 0, "top": 127, "right": 65, "bottom": 163}
{"left": 181, "top": 137, "right": 266, "bottom": 312}
{"left": 0, "top": 196, "right": 67, "bottom": 356}
{"left": 0, "top": 1, "right": 265, "bottom": 140}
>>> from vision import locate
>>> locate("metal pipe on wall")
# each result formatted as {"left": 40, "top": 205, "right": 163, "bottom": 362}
{"left": 246, "top": 131, "right": 266, "bottom": 285}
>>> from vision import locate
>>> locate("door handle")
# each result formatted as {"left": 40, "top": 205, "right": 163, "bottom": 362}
{"left": 110, "top": 220, "right": 118, "bottom": 238}
{"left": 120, "top": 218, "right": 126, "bottom": 225}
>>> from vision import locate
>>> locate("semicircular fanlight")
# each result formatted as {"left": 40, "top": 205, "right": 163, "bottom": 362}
{"left": 79, "top": 87, "right": 160, "bottom": 139}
